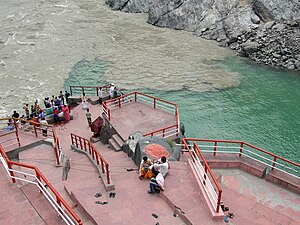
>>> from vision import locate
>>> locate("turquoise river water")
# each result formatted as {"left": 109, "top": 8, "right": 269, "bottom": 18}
{"left": 64, "top": 57, "right": 300, "bottom": 164}
{"left": 0, "top": 0, "right": 299, "bottom": 164}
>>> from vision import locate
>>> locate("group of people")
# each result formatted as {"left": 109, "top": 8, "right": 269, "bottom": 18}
{"left": 97, "top": 83, "right": 117, "bottom": 105}
{"left": 139, "top": 156, "right": 169, "bottom": 194}
{"left": 9, "top": 90, "right": 71, "bottom": 136}
{"left": 83, "top": 84, "right": 117, "bottom": 126}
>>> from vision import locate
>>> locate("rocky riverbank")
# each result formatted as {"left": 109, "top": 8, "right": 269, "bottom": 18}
{"left": 105, "top": 0, "right": 300, "bottom": 71}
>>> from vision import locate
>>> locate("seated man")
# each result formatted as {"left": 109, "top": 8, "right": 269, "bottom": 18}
{"left": 139, "top": 156, "right": 152, "bottom": 180}
{"left": 153, "top": 156, "right": 169, "bottom": 178}
{"left": 53, "top": 107, "right": 61, "bottom": 123}
{"left": 148, "top": 168, "right": 165, "bottom": 194}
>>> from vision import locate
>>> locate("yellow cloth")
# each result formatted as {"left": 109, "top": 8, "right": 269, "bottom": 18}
{"left": 141, "top": 167, "right": 153, "bottom": 179}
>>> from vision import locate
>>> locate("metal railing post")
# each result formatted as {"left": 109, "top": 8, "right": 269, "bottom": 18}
{"left": 80, "top": 138, "right": 83, "bottom": 150}
{"left": 106, "top": 164, "right": 110, "bottom": 184}
{"left": 84, "top": 140, "right": 87, "bottom": 152}
{"left": 216, "top": 190, "right": 222, "bottom": 213}
{"left": 75, "top": 136, "right": 78, "bottom": 148}
{"left": 101, "top": 158, "right": 104, "bottom": 173}
{"left": 239, "top": 142, "right": 244, "bottom": 157}
{"left": 271, "top": 156, "right": 277, "bottom": 171}
{"left": 88, "top": 142, "right": 92, "bottom": 155}
{"left": 203, "top": 164, "right": 207, "bottom": 185}
{"left": 213, "top": 141, "right": 217, "bottom": 156}
{"left": 7, "top": 161, "right": 16, "bottom": 183}
{"left": 13, "top": 119, "right": 21, "bottom": 147}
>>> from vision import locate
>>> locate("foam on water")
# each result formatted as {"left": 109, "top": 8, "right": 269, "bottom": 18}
{"left": 0, "top": 0, "right": 238, "bottom": 117}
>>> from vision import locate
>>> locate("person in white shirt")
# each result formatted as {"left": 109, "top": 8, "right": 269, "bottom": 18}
{"left": 153, "top": 156, "right": 169, "bottom": 178}
{"left": 148, "top": 169, "right": 165, "bottom": 194}
{"left": 109, "top": 83, "right": 115, "bottom": 99}
{"left": 40, "top": 117, "right": 48, "bottom": 137}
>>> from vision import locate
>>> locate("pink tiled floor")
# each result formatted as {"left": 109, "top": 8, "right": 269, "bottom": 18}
{"left": 1, "top": 101, "right": 300, "bottom": 225}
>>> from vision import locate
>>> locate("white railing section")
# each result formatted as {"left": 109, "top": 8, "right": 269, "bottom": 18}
{"left": 0, "top": 157, "right": 77, "bottom": 225}
{"left": 189, "top": 149, "right": 219, "bottom": 210}
{"left": 153, "top": 127, "right": 178, "bottom": 139}
{"left": 178, "top": 142, "right": 300, "bottom": 179}
{"left": 136, "top": 95, "right": 176, "bottom": 114}
{"left": 102, "top": 107, "right": 109, "bottom": 119}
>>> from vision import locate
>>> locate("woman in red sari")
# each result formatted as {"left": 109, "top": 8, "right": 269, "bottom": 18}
{"left": 62, "top": 105, "right": 70, "bottom": 122}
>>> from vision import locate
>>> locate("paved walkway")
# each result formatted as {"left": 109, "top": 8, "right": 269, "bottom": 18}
{"left": 0, "top": 165, "right": 45, "bottom": 225}
{"left": 1, "top": 100, "right": 300, "bottom": 225}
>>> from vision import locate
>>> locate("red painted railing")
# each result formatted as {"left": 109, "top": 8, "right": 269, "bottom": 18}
{"left": 69, "top": 84, "right": 125, "bottom": 96}
{"left": 0, "top": 144, "right": 82, "bottom": 225}
{"left": 0, "top": 118, "right": 62, "bottom": 166}
{"left": 182, "top": 139, "right": 222, "bottom": 213}
{"left": 102, "top": 92, "right": 179, "bottom": 138}
{"left": 70, "top": 133, "right": 111, "bottom": 184}
{"left": 183, "top": 138, "right": 300, "bottom": 178}
{"left": 0, "top": 118, "right": 21, "bottom": 148}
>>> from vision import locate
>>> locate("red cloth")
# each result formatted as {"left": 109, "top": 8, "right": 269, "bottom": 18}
{"left": 144, "top": 144, "right": 170, "bottom": 160}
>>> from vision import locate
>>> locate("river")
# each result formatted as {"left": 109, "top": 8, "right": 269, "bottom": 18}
{"left": 0, "top": 0, "right": 299, "bottom": 163}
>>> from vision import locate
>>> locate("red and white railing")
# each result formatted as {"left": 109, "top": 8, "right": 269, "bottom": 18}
{"left": 0, "top": 145, "right": 82, "bottom": 225}
{"left": 182, "top": 139, "right": 300, "bottom": 179}
{"left": 0, "top": 118, "right": 62, "bottom": 166}
{"left": 102, "top": 92, "right": 179, "bottom": 138}
{"left": 0, "top": 118, "right": 21, "bottom": 148}
{"left": 70, "top": 133, "right": 111, "bottom": 184}
{"left": 69, "top": 85, "right": 125, "bottom": 97}
{"left": 182, "top": 139, "right": 222, "bottom": 213}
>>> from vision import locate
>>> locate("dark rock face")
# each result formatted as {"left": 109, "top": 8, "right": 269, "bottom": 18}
{"left": 105, "top": 0, "right": 150, "bottom": 13}
{"left": 105, "top": 0, "right": 300, "bottom": 71}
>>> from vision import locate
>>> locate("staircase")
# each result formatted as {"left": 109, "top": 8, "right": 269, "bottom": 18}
{"left": 108, "top": 134, "right": 124, "bottom": 152}
{"left": 0, "top": 130, "right": 19, "bottom": 152}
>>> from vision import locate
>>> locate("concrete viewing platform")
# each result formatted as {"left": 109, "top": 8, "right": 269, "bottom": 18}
{"left": 0, "top": 95, "right": 300, "bottom": 225}
{"left": 108, "top": 101, "right": 177, "bottom": 140}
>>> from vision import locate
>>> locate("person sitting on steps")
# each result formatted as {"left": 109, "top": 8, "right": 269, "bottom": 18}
{"left": 139, "top": 156, "right": 152, "bottom": 180}
{"left": 148, "top": 168, "right": 165, "bottom": 194}
{"left": 153, "top": 156, "right": 169, "bottom": 178}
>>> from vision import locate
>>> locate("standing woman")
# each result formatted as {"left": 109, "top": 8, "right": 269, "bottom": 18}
{"left": 82, "top": 92, "right": 88, "bottom": 110}
{"left": 62, "top": 105, "right": 70, "bottom": 122}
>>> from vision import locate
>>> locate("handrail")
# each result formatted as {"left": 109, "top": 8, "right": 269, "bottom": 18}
{"left": 102, "top": 92, "right": 179, "bottom": 138}
{"left": 70, "top": 133, "right": 111, "bottom": 184}
{"left": 143, "top": 124, "right": 178, "bottom": 138}
{"left": 182, "top": 138, "right": 300, "bottom": 177}
{"left": 181, "top": 139, "right": 222, "bottom": 213}
{"left": 69, "top": 85, "right": 125, "bottom": 97}
{"left": 0, "top": 144, "right": 82, "bottom": 225}
{"left": 0, "top": 117, "right": 62, "bottom": 166}
{"left": 0, "top": 118, "right": 21, "bottom": 147}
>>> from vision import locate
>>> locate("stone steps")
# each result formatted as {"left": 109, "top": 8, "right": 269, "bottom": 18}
{"left": 20, "top": 183, "right": 66, "bottom": 225}
{"left": 108, "top": 134, "right": 124, "bottom": 152}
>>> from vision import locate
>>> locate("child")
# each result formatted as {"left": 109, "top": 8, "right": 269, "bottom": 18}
{"left": 86, "top": 108, "right": 92, "bottom": 125}
{"left": 40, "top": 118, "right": 48, "bottom": 137}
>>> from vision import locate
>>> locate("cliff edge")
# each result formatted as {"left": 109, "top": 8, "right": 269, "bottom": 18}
{"left": 105, "top": 0, "right": 300, "bottom": 71}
